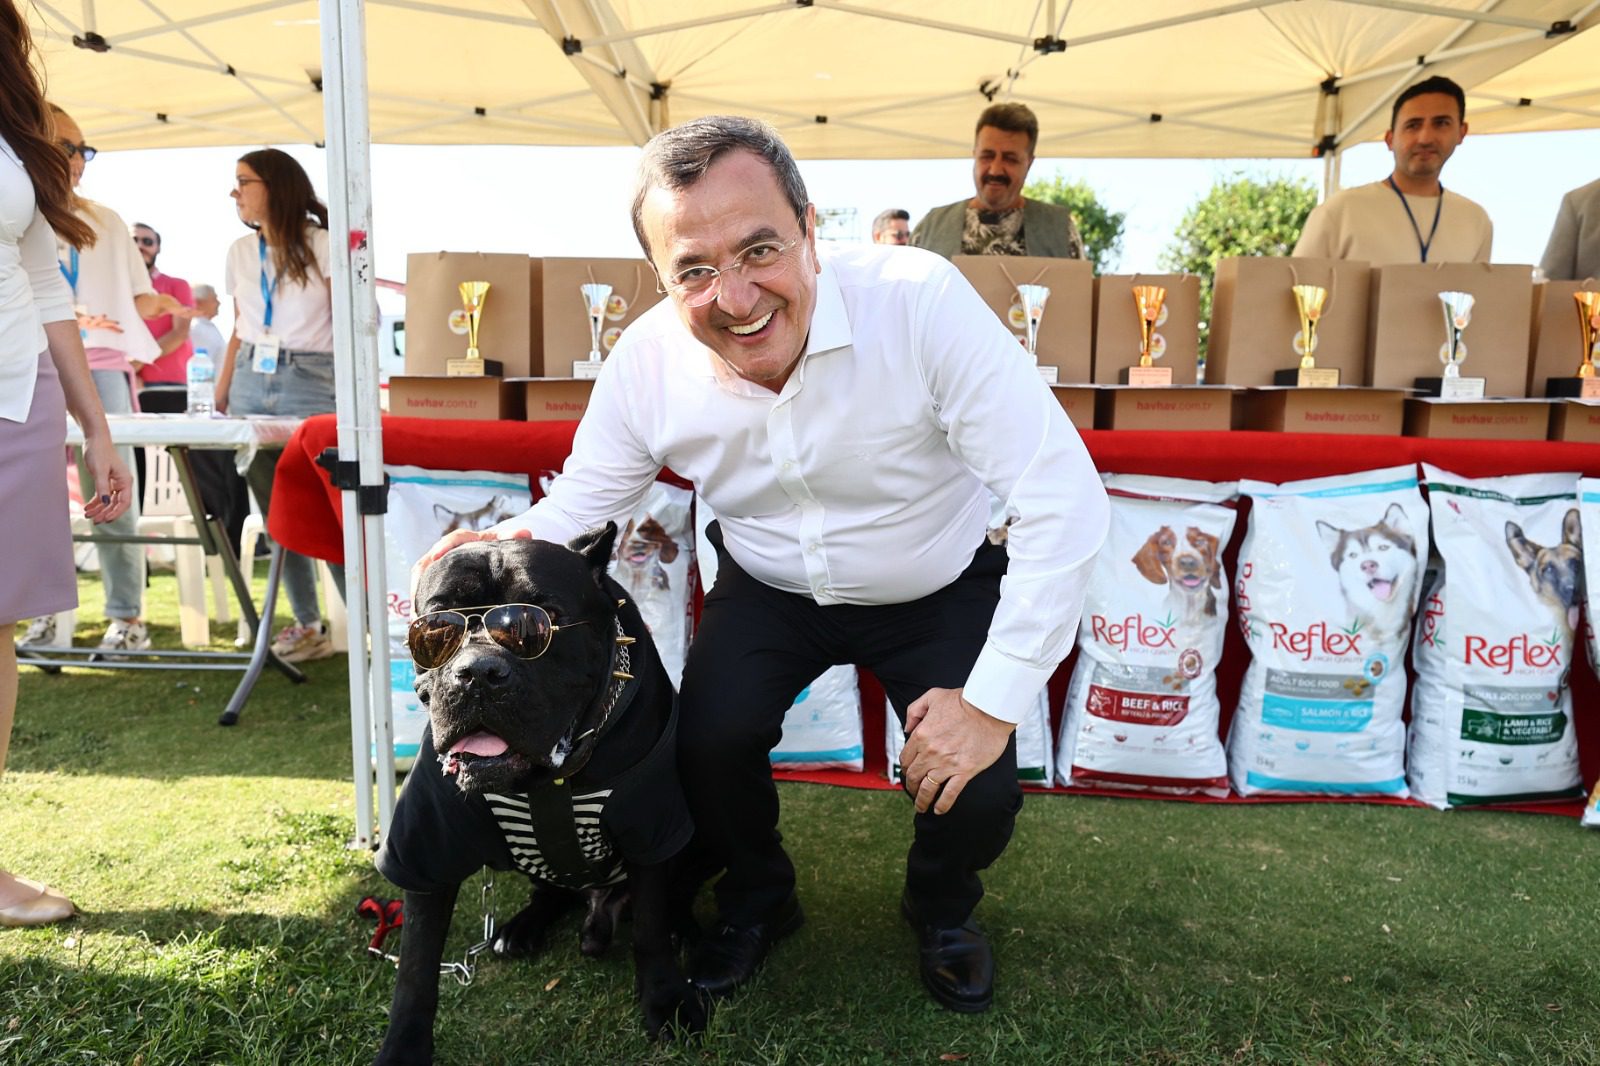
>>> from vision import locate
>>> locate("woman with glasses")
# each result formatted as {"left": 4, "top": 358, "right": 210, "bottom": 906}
{"left": 214, "top": 148, "right": 343, "bottom": 664}
{"left": 15, "top": 106, "right": 188, "bottom": 657}
{"left": 0, "top": 0, "right": 133, "bottom": 925}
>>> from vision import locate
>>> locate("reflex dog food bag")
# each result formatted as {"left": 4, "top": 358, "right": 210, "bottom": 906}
{"left": 887, "top": 689, "right": 1053, "bottom": 785}
{"left": 1409, "top": 465, "right": 1583, "bottom": 810}
{"left": 1580, "top": 478, "right": 1600, "bottom": 828}
{"left": 1228, "top": 465, "right": 1427, "bottom": 797}
{"left": 1056, "top": 475, "right": 1239, "bottom": 796}
{"left": 771, "top": 665, "right": 864, "bottom": 771}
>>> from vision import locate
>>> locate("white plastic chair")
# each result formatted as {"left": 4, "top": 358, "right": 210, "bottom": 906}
{"left": 238, "top": 513, "right": 348, "bottom": 652}
{"left": 136, "top": 449, "right": 218, "bottom": 647}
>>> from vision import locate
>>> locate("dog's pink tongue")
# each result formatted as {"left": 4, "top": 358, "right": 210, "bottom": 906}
{"left": 1370, "top": 578, "right": 1395, "bottom": 602}
{"left": 1570, "top": 606, "right": 1581, "bottom": 632}
{"left": 449, "top": 731, "right": 509, "bottom": 757}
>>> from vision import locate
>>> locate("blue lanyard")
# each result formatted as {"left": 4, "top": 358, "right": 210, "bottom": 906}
{"left": 1386, "top": 176, "right": 1443, "bottom": 263}
{"left": 59, "top": 246, "right": 78, "bottom": 294}
{"left": 258, "top": 233, "right": 281, "bottom": 330}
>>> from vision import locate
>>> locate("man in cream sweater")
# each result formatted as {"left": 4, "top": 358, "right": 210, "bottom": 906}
{"left": 1294, "top": 76, "right": 1491, "bottom": 265}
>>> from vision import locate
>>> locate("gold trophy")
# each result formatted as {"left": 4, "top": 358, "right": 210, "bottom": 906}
{"left": 1546, "top": 291, "right": 1600, "bottom": 399}
{"left": 1273, "top": 284, "right": 1338, "bottom": 387}
{"left": 1123, "top": 284, "right": 1171, "bottom": 386}
{"left": 573, "top": 282, "right": 614, "bottom": 379}
{"left": 446, "top": 281, "right": 502, "bottom": 377}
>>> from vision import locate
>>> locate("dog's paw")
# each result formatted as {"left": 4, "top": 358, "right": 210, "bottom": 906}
{"left": 641, "top": 978, "right": 711, "bottom": 1041}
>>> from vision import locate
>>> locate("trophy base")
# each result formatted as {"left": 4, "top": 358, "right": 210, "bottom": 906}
{"left": 572, "top": 359, "right": 604, "bottom": 380}
{"left": 1414, "top": 375, "right": 1486, "bottom": 400}
{"left": 1036, "top": 365, "right": 1059, "bottom": 385}
{"left": 1273, "top": 366, "right": 1340, "bottom": 388}
{"left": 1120, "top": 366, "right": 1173, "bottom": 387}
{"left": 446, "top": 357, "right": 504, "bottom": 378}
{"left": 1546, "top": 376, "right": 1600, "bottom": 399}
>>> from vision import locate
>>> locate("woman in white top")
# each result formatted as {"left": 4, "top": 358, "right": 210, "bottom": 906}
{"left": 0, "top": 0, "right": 133, "bottom": 926}
{"left": 216, "top": 148, "right": 343, "bottom": 663}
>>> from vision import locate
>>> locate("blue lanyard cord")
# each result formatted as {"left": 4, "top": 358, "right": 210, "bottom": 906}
{"left": 1386, "top": 176, "right": 1443, "bottom": 263}
{"left": 258, "top": 233, "right": 281, "bottom": 330}
{"left": 59, "top": 246, "right": 79, "bottom": 294}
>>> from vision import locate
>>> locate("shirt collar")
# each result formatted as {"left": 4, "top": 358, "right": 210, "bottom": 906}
{"left": 803, "top": 250, "right": 851, "bottom": 358}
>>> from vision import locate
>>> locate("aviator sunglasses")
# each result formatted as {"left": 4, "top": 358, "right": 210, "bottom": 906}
{"left": 407, "top": 603, "right": 593, "bottom": 670}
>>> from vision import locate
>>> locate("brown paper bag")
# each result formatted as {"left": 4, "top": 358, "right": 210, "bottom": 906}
{"left": 404, "top": 253, "right": 543, "bottom": 377}
{"left": 1091, "top": 274, "right": 1201, "bottom": 384}
{"left": 540, "top": 258, "right": 663, "bottom": 376}
{"left": 1366, "top": 263, "right": 1534, "bottom": 396}
{"left": 1208, "top": 257, "right": 1371, "bottom": 386}
{"left": 952, "top": 255, "right": 1093, "bottom": 384}
{"left": 1527, "top": 278, "right": 1600, "bottom": 397}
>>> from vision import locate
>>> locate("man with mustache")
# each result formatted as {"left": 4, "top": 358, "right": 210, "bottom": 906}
{"left": 911, "top": 102, "right": 1086, "bottom": 259}
{"left": 1295, "top": 76, "right": 1491, "bottom": 264}
{"left": 416, "top": 115, "right": 1108, "bottom": 1015}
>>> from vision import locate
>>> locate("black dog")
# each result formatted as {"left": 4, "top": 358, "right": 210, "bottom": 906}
{"left": 372, "top": 526, "right": 707, "bottom": 1065}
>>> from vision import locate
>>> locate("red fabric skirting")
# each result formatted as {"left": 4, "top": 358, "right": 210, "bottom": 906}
{"left": 270, "top": 416, "right": 1600, "bottom": 817}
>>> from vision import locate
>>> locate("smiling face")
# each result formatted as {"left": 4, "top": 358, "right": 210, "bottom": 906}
{"left": 231, "top": 161, "right": 269, "bottom": 228}
{"left": 971, "top": 125, "right": 1033, "bottom": 213}
{"left": 1384, "top": 92, "right": 1466, "bottom": 191}
{"left": 641, "top": 150, "right": 818, "bottom": 392}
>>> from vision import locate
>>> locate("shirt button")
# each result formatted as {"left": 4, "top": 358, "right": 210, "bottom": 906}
{"left": 819, "top": 586, "right": 831, "bottom": 595}
{"left": 807, "top": 542, "right": 819, "bottom": 553}
{"left": 782, "top": 461, "right": 794, "bottom": 471}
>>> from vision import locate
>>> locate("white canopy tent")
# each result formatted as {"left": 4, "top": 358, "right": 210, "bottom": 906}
{"left": 28, "top": 0, "right": 1600, "bottom": 846}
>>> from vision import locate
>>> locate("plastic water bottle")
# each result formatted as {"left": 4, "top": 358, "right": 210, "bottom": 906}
{"left": 186, "top": 347, "right": 215, "bottom": 416}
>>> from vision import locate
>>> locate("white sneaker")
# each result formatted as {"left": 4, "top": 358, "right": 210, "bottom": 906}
{"left": 271, "top": 621, "right": 334, "bottom": 663}
{"left": 17, "top": 616, "right": 56, "bottom": 648}
{"left": 97, "top": 619, "right": 151, "bottom": 654}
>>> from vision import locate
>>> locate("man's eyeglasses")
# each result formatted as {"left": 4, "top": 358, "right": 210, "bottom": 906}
{"left": 133, "top": 236, "right": 158, "bottom": 248}
{"left": 658, "top": 236, "right": 802, "bottom": 308}
{"left": 407, "top": 603, "right": 594, "bottom": 670}
{"left": 59, "top": 141, "right": 97, "bottom": 162}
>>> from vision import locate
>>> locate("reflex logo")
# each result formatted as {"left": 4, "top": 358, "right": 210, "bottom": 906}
{"left": 1418, "top": 592, "right": 1444, "bottom": 648}
{"left": 1463, "top": 632, "right": 1562, "bottom": 675}
{"left": 1267, "top": 620, "right": 1362, "bottom": 661}
{"left": 1090, "top": 612, "right": 1177, "bottom": 652}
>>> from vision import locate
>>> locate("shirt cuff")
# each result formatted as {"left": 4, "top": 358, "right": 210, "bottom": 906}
{"left": 963, "top": 642, "right": 1057, "bottom": 726}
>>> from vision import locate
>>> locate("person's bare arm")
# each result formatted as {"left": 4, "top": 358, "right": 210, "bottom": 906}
{"left": 215, "top": 322, "right": 242, "bottom": 414}
{"left": 44, "top": 319, "right": 130, "bottom": 525}
{"left": 152, "top": 313, "right": 192, "bottom": 357}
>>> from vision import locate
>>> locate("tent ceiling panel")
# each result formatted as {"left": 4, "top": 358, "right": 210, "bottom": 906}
{"left": 28, "top": 0, "right": 1600, "bottom": 157}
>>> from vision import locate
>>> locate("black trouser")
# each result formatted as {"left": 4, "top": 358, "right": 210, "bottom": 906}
{"left": 678, "top": 523, "right": 1022, "bottom": 929}
{"left": 137, "top": 386, "right": 251, "bottom": 557}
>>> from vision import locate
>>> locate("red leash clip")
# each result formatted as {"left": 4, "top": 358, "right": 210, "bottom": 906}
{"left": 356, "top": 895, "right": 405, "bottom": 960}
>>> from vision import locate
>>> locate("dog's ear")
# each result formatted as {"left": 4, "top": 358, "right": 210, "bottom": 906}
{"left": 1189, "top": 529, "right": 1223, "bottom": 588}
{"left": 1506, "top": 521, "right": 1537, "bottom": 572}
{"left": 1381, "top": 502, "right": 1412, "bottom": 539}
{"left": 1131, "top": 532, "right": 1169, "bottom": 585}
{"left": 1563, "top": 508, "right": 1582, "bottom": 549}
{"left": 568, "top": 522, "right": 619, "bottom": 578}
{"left": 1315, "top": 519, "right": 1343, "bottom": 557}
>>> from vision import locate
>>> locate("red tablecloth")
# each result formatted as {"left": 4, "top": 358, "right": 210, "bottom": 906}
{"left": 271, "top": 415, "right": 1600, "bottom": 815}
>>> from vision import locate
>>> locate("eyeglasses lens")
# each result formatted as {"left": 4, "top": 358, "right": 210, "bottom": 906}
{"left": 485, "top": 605, "right": 552, "bottom": 658}
{"left": 408, "top": 611, "right": 467, "bottom": 669}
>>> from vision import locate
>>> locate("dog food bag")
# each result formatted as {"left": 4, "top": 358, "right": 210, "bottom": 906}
{"left": 386, "top": 466, "right": 533, "bottom": 770}
{"left": 1056, "top": 475, "right": 1239, "bottom": 796}
{"left": 1228, "top": 465, "right": 1427, "bottom": 797}
{"left": 1409, "top": 465, "right": 1584, "bottom": 810}
{"left": 608, "top": 482, "right": 695, "bottom": 688}
{"left": 1580, "top": 479, "right": 1600, "bottom": 828}
{"left": 771, "top": 665, "right": 864, "bottom": 771}
{"left": 886, "top": 689, "right": 1054, "bottom": 785}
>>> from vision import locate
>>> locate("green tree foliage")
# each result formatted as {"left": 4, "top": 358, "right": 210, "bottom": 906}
{"left": 1160, "top": 173, "right": 1319, "bottom": 353}
{"left": 1023, "top": 172, "right": 1126, "bottom": 274}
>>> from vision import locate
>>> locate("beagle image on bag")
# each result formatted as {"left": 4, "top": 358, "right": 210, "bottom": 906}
{"left": 1228, "top": 466, "right": 1427, "bottom": 798}
{"left": 1056, "top": 475, "right": 1238, "bottom": 796}
{"left": 1409, "top": 465, "right": 1584, "bottom": 810}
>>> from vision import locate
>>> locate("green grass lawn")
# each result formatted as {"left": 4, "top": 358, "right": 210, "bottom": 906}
{"left": 3, "top": 568, "right": 1598, "bottom": 1065}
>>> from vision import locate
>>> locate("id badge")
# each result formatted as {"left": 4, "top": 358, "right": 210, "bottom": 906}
{"left": 251, "top": 335, "right": 281, "bottom": 374}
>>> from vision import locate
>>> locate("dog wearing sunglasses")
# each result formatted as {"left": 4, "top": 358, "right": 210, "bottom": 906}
{"left": 373, "top": 525, "right": 706, "bottom": 1065}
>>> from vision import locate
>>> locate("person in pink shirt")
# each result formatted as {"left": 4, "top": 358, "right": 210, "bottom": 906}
{"left": 133, "top": 223, "right": 193, "bottom": 390}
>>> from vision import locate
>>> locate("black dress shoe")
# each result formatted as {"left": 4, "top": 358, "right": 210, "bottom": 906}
{"left": 689, "top": 894, "right": 805, "bottom": 999}
{"left": 901, "top": 893, "right": 994, "bottom": 1013}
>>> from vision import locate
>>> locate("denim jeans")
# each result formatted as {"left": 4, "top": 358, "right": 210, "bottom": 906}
{"left": 81, "top": 369, "right": 144, "bottom": 620}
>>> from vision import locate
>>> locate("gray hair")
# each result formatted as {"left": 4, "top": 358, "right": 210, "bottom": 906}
{"left": 193, "top": 283, "right": 217, "bottom": 300}
{"left": 871, "top": 207, "right": 910, "bottom": 238}
{"left": 630, "top": 115, "right": 809, "bottom": 258}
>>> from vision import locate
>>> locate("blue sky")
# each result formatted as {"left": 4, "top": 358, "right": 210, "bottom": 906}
{"left": 77, "top": 126, "right": 1599, "bottom": 335}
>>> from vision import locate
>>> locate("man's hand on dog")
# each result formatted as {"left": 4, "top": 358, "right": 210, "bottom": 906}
{"left": 410, "top": 527, "right": 533, "bottom": 598}
{"left": 900, "top": 688, "right": 1014, "bottom": 815}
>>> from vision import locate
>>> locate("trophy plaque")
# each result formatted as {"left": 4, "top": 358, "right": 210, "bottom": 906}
{"left": 1546, "top": 291, "right": 1600, "bottom": 399}
{"left": 1272, "top": 284, "right": 1338, "bottom": 387}
{"left": 1014, "top": 283, "right": 1055, "bottom": 383}
{"left": 1414, "top": 291, "right": 1484, "bottom": 399}
{"left": 446, "top": 281, "right": 502, "bottom": 377}
{"left": 1121, "top": 284, "right": 1171, "bottom": 386}
{"left": 573, "top": 282, "right": 614, "bottom": 379}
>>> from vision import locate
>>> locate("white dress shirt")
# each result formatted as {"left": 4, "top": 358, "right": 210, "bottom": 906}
{"left": 225, "top": 225, "right": 334, "bottom": 351}
{"left": 58, "top": 200, "right": 159, "bottom": 362}
{"left": 0, "top": 135, "right": 76, "bottom": 424}
{"left": 496, "top": 242, "right": 1109, "bottom": 723}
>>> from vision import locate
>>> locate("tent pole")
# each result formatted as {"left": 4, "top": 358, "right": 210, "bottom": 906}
{"left": 1323, "top": 147, "right": 1342, "bottom": 200}
{"left": 321, "top": 0, "right": 396, "bottom": 849}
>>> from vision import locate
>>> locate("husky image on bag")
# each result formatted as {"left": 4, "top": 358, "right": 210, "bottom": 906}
{"left": 1315, "top": 503, "right": 1419, "bottom": 648}
{"left": 1506, "top": 510, "right": 1582, "bottom": 637}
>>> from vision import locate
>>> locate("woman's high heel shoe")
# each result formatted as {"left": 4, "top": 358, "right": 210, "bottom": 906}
{"left": 0, "top": 875, "right": 76, "bottom": 928}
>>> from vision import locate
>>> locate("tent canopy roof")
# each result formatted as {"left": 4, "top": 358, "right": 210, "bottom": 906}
{"left": 30, "top": 0, "right": 1600, "bottom": 158}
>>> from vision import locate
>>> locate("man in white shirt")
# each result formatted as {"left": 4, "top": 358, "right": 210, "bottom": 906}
{"left": 189, "top": 284, "right": 226, "bottom": 359}
{"left": 417, "top": 116, "right": 1108, "bottom": 1013}
{"left": 1294, "top": 76, "right": 1492, "bottom": 264}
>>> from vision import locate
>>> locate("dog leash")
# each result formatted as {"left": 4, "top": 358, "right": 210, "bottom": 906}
{"left": 358, "top": 871, "right": 499, "bottom": 987}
